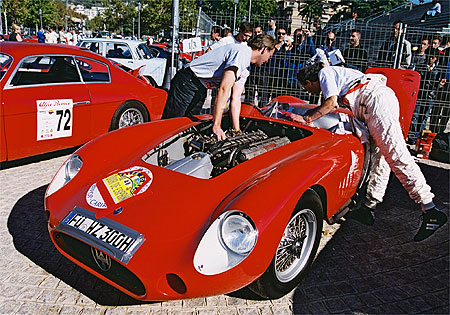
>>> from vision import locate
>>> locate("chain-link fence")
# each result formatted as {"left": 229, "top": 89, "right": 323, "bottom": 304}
{"left": 176, "top": 11, "right": 449, "bottom": 143}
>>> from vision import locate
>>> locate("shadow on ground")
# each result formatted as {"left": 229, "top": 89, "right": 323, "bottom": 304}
{"left": 7, "top": 184, "right": 148, "bottom": 306}
{"left": 292, "top": 164, "right": 449, "bottom": 314}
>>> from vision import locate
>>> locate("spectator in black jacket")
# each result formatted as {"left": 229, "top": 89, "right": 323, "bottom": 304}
{"left": 377, "top": 20, "right": 411, "bottom": 69}
{"left": 410, "top": 49, "right": 445, "bottom": 138}
{"left": 343, "top": 29, "right": 368, "bottom": 72}
{"left": 411, "top": 38, "right": 430, "bottom": 70}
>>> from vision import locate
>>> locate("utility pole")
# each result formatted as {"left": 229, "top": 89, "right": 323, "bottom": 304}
{"left": 248, "top": 0, "right": 251, "bottom": 22}
{"left": 4, "top": 9, "right": 7, "bottom": 34}
{"left": 162, "top": 0, "right": 179, "bottom": 91}
{"left": 39, "top": 8, "right": 43, "bottom": 29}
{"left": 65, "top": 0, "right": 68, "bottom": 31}
{"left": 138, "top": 2, "right": 141, "bottom": 40}
{"left": 233, "top": 0, "right": 238, "bottom": 34}
{"left": 0, "top": 0, "right": 3, "bottom": 35}
{"left": 195, "top": 0, "right": 202, "bottom": 37}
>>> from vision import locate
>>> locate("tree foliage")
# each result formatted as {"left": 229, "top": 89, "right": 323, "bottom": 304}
{"left": 202, "top": 0, "right": 278, "bottom": 19}
{"left": 0, "top": 0, "right": 414, "bottom": 36}
{"left": 2, "top": 0, "right": 84, "bottom": 32}
{"left": 298, "top": 0, "right": 324, "bottom": 25}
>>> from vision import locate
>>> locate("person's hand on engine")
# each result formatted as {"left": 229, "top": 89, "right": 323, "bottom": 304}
{"left": 213, "top": 125, "right": 227, "bottom": 140}
{"left": 289, "top": 113, "right": 308, "bottom": 124}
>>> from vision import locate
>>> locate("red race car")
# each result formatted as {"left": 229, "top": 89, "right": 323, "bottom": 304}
{"left": 44, "top": 69, "right": 419, "bottom": 301}
{"left": 0, "top": 42, "right": 167, "bottom": 163}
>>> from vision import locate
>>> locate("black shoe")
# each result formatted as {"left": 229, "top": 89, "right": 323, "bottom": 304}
{"left": 345, "top": 204, "right": 375, "bottom": 225}
{"left": 414, "top": 208, "right": 447, "bottom": 242}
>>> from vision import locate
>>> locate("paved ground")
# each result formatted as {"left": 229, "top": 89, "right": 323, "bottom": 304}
{"left": 0, "top": 153, "right": 448, "bottom": 314}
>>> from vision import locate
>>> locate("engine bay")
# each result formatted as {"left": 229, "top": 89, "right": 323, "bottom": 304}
{"left": 142, "top": 117, "right": 312, "bottom": 179}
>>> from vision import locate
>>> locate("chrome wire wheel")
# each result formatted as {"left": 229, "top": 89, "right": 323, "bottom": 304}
{"left": 274, "top": 208, "right": 317, "bottom": 283}
{"left": 118, "top": 108, "right": 145, "bottom": 128}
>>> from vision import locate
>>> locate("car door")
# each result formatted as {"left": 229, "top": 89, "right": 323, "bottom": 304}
{"left": 105, "top": 41, "right": 136, "bottom": 70}
{"left": 2, "top": 55, "right": 92, "bottom": 161}
{"left": 74, "top": 56, "right": 117, "bottom": 137}
{"left": 134, "top": 43, "right": 166, "bottom": 86}
{"left": 79, "top": 40, "right": 103, "bottom": 56}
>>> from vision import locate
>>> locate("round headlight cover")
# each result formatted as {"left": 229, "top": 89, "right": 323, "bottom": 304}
{"left": 220, "top": 212, "right": 257, "bottom": 255}
{"left": 65, "top": 154, "right": 83, "bottom": 180}
{"left": 46, "top": 154, "right": 83, "bottom": 197}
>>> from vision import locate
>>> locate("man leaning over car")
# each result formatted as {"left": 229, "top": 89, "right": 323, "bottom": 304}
{"left": 162, "top": 34, "right": 275, "bottom": 140}
{"left": 291, "top": 62, "right": 447, "bottom": 242}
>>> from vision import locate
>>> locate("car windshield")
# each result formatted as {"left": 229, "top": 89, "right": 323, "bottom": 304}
{"left": 137, "top": 43, "right": 157, "bottom": 59}
{"left": 0, "top": 53, "right": 13, "bottom": 81}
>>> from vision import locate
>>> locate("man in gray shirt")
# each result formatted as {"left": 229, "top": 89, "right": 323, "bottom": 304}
{"left": 162, "top": 34, "right": 275, "bottom": 140}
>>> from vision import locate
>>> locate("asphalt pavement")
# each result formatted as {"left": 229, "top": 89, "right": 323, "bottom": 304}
{"left": 0, "top": 153, "right": 448, "bottom": 314}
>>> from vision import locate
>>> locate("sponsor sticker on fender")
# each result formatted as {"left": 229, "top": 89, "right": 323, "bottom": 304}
{"left": 86, "top": 183, "right": 107, "bottom": 209}
{"left": 103, "top": 166, "right": 153, "bottom": 204}
{"left": 37, "top": 99, "right": 73, "bottom": 141}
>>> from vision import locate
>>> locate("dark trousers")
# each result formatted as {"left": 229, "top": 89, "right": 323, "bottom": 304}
{"left": 162, "top": 67, "right": 207, "bottom": 119}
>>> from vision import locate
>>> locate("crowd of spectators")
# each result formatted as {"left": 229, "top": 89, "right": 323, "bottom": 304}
{"left": 205, "top": 17, "right": 448, "bottom": 138}
{"left": 2, "top": 23, "right": 82, "bottom": 45}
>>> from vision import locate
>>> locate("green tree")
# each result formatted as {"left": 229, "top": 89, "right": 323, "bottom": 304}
{"left": 139, "top": 0, "right": 196, "bottom": 37}
{"left": 23, "top": 0, "right": 59, "bottom": 29}
{"left": 86, "top": 15, "right": 104, "bottom": 32}
{"left": 102, "top": 0, "right": 133, "bottom": 34}
{"left": 203, "top": 0, "right": 278, "bottom": 20}
{"left": 2, "top": 0, "right": 29, "bottom": 28}
{"left": 298, "top": 0, "right": 324, "bottom": 26}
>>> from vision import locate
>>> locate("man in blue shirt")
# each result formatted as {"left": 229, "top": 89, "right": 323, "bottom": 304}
{"left": 37, "top": 27, "right": 45, "bottom": 43}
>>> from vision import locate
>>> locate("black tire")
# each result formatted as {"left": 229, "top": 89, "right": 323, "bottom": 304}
{"left": 248, "top": 189, "right": 323, "bottom": 299}
{"left": 109, "top": 101, "right": 149, "bottom": 131}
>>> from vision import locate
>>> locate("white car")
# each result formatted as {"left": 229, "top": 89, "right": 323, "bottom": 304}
{"left": 78, "top": 38, "right": 166, "bottom": 87}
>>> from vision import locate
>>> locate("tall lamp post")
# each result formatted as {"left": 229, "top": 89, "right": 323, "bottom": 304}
{"left": 39, "top": 8, "right": 43, "bottom": 29}
{"left": 132, "top": 17, "right": 135, "bottom": 39}
{"left": 65, "top": 0, "right": 68, "bottom": 31}
{"left": 0, "top": 0, "right": 3, "bottom": 35}
{"left": 138, "top": 2, "right": 141, "bottom": 40}
{"left": 195, "top": 0, "right": 202, "bottom": 37}
{"left": 4, "top": 9, "right": 7, "bottom": 34}
{"left": 248, "top": 0, "right": 251, "bottom": 22}
{"left": 233, "top": 0, "right": 238, "bottom": 34}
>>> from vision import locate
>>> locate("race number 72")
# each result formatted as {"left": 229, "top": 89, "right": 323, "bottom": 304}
{"left": 37, "top": 99, "right": 73, "bottom": 141}
{"left": 56, "top": 109, "right": 71, "bottom": 131}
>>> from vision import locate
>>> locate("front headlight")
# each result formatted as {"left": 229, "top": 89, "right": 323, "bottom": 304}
{"left": 194, "top": 211, "right": 258, "bottom": 275}
{"left": 220, "top": 213, "right": 257, "bottom": 255}
{"left": 46, "top": 154, "right": 83, "bottom": 197}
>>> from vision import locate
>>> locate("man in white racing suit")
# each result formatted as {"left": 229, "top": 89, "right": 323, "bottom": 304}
{"left": 291, "top": 62, "right": 447, "bottom": 242}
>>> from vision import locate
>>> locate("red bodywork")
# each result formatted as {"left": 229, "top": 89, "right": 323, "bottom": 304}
{"left": 0, "top": 42, "right": 167, "bottom": 162}
{"left": 44, "top": 68, "right": 419, "bottom": 301}
{"left": 366, "top": 68, "right": 419, "bottom": 138}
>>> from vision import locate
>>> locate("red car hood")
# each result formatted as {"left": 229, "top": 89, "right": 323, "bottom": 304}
{"left": 47, "top": 116, "right": 306, "bottom": 241}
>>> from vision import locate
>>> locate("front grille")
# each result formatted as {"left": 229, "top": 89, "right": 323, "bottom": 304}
{"left": 54, "top": 232, "right": 146, "bottom": 296}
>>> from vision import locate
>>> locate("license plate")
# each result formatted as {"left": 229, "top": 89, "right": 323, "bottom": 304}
{"left": 66, "top": 213, "right": 137, "bottom": 253}
{"left": 59, "top": 207, "right": 145, "bottom": 264}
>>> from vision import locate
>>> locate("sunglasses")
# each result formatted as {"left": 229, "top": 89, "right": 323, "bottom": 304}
{"left": 278, "top": 32, "right": 286, "bottom": 35}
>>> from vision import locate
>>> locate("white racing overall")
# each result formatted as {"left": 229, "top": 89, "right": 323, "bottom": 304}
{"left": 344, "top": 74, "right": 434, "bottom": 208}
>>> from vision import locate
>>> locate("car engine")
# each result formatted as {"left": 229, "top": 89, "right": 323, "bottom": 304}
{"left": 184, "top": 129, "right": 291, "bottom": 177}
{"left": 142, "top": 118, "right": 309, "bottom": 179}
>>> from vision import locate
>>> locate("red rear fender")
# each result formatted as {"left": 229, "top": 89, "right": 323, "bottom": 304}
{"left": 365, "top": 68, "right": 420, "bottom": 139}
